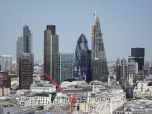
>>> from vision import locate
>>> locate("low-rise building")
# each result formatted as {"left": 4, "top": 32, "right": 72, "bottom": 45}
{"left": 113, "top": 99, "right": 152, "bottom": 114}
{"left": 134, "top": 81, "right": 152, "bottom": 98}
{"left": 30, "top": 82, "right": 56, "bottom": 93}
{"left": 16, "top": 92, "right": 52, "bottom": 110}
{"left": 77, "top": 81, "right": 126, "bottom": 114}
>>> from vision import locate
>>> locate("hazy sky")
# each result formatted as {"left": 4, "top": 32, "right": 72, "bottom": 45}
{"left": 0, "top": 0, "right": 152, "bottom": 61}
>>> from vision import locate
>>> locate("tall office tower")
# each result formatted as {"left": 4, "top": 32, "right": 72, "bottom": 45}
{"left": 19, "top": 53, "right": 33, "bottom": 89}
{"left": 120, "top": 58, "right": 128, "bottom": 81}
{"left": 23, "top": 25, "right": 32, "bottom": 53}
{"left": 44, "top": 25, "right": 59, "bottom": 80}
{"left": 74, "top": 34, "right": 92, "bottom": 82}
{"left": 54, "top": 53, "right": 74, "bottom": 83}
{"left": 0, "top": 55, "right": 12, "bottom": 71}
{"left": 128, "top": 48, "right": 145, "bottom": 70}
{"left": 116, "top": 58, "right": 121, "bottom": 81}
{"left": 91, "top": 16, "right": 108, "bottom": 82}
{"left": 16, "top": 37, "right": 24, "bottom": 77}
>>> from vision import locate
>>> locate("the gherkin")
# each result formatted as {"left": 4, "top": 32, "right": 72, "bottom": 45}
{"left": 91, "top": 17, "right": 108, "bottom": 82}
{"left": 74, "top": 34, "right": 91, "bottom": 82}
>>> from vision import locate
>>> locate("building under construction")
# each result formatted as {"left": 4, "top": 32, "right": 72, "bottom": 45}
{"left": 91, "top": 16, "right": 109, "bottom": 82}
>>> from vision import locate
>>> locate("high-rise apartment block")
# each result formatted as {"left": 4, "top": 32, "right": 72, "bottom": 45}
{"left": 44, "top": 25, "right": 59, "bottom": 80}
{"left": 91, "top": 17, "right": 108, "bottom": 82}
{"left": 19, "top": 53, "right": 33, "bottom": 89}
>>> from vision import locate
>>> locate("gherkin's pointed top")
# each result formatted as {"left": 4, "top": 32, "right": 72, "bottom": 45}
{"left": 78, "top": 33, "right": 88, "bottom": 43}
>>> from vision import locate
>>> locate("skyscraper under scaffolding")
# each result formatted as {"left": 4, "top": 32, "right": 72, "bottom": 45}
{"left": 91, "top": 16, "right": 108, "bottom": 82}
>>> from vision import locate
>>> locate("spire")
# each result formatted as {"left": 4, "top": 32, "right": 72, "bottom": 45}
{"left": 93, "top": 5, "right": 98, "bottom": 20}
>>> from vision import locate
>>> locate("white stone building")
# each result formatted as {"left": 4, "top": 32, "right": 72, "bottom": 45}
{"left": 30, "top": 82, "right": 56, "bottom": 93}
{"left": 53, "top": 92, "right": 70, "bottom": 107}
{"left": 16, "top": 92, "right": 52, "bottom": 109}
{"left": 77, "top": 82, "right": 126, "bottom": 114}
{"left": 134, "top": 81, "right": 152, "bottom": 98}
{"left": 113, "top": 99, "right": 152, "bottom": 114}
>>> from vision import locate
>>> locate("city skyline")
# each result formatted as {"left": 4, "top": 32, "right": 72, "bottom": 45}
{"left": 0, "top": 0, "right": 152, "bottom": 61}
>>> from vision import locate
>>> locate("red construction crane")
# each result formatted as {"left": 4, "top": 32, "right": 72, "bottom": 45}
{"left": 43, "top": 72, "right": 77, "bottom": 114}
{"left": 2, "top": 64, "right": 7, "bottom": 96}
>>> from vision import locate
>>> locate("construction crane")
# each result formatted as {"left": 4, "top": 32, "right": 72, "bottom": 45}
{"left": 2, "top": 63, "right": 7, "bottom": 96}
{"left": 43, "top": 72, "right": 77, "bottom": 114}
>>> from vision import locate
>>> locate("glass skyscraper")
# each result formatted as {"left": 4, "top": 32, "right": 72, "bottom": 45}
{"left": 74, "top": 34, "right": 91, "bottom": 82}
{"left": 23, "top": 25, "right": 32, "bottom": 53}
{"left": 54, "top": 53, "right": 74, "bottom": 83}
{"left": 129, "top": 48, "right": 145, "bottom": 70}
{"left": 91, "top": 17, "right": 108, "bottom": 82}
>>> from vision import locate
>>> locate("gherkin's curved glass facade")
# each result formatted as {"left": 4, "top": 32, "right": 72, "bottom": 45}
{"left": 74, "top": 34, "right": 91, "bottom": 82}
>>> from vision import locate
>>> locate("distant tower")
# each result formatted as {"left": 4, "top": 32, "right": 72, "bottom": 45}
{"left": 54, "top": 53, "right": 74, "bottom": 83}
{"left": 128, "top": 48, "right": 145, "bottom": 70}
{"left": 19, "top": 53, "right": 33, "bottom": 89}
{"left": 75, "top": 34, "right": 92, "bottom": 82}
{"left": 16, "top": 25, "right": 34, "bottom": 90}
{"left": 23, "top": 25, "right": 32, "bottom": 53}
{"left": 16, "top": 37, "right": 24, "bottom": 77}
{"left": 44, "top": 25, "right": 59, "bottom": 80}
{"left": 0, "top": 55, "right": 12, "bottom": 72}
{"left": 91, "top": 16, "right": 108, "bottom": 82}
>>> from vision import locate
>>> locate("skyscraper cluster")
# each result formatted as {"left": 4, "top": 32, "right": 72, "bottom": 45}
{"left": 74, "top": 16, "right": 108, "bottom": 83}
{"left": 16, "top": 25, "right": 34, "bottom": 89}
{"left": 16, "top": 15, "right": 109, "bottom": 88}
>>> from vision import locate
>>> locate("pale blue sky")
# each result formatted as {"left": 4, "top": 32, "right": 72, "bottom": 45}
{"left": 0, "top": 0, "right": 152, "bottom": 61}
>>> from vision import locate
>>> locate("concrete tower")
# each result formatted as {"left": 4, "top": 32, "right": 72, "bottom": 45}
{"left": 44, "top": 25, "right": 59, "bottom": 80}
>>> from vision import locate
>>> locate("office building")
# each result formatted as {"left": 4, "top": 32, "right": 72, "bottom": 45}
{"left": 129, "top": 48, "right": 145, "bottom": 70}
{"left": 16, "top": 25, "right": 33, "bottom": 78}
{"left": 91, "top": 16, "right": 108, "bottom": 82}
{"left": 44, "top": 25, "right": 59, "bottom": 80}
{"left": 19, "top": 53, "right": 34, "bottom": 89}
{"left": 16, "top": 37, "right": 24, "bottom": 77}
{"left": 74, "top": 34, "right": 91, "bottom": 82}
{"left": 23, "top": 25, "right": 32, "bottom": 53}
{"left": 54, "top": 53, "right": 74, "bottom": 83}
{"left": 0, "top": 55, "right": 12, "bottom": 71}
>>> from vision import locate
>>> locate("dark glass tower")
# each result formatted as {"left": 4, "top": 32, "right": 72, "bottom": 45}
{"left": 44, "top": 25, "right": 59, "bottom": 80}
{"left": 129, "top": 48, "right": 145, "bottom": 70}
{"left": 74, "top": 34, "right": 91, "bottom": 82}
{"left": 19, "top": 53, "right": 33, "bottom": 89}
{"left": 23, "top": 25, "right": 32, "bottom": 53}
{"left": 91, "top": 17, "right": 108, "bottom": 82}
